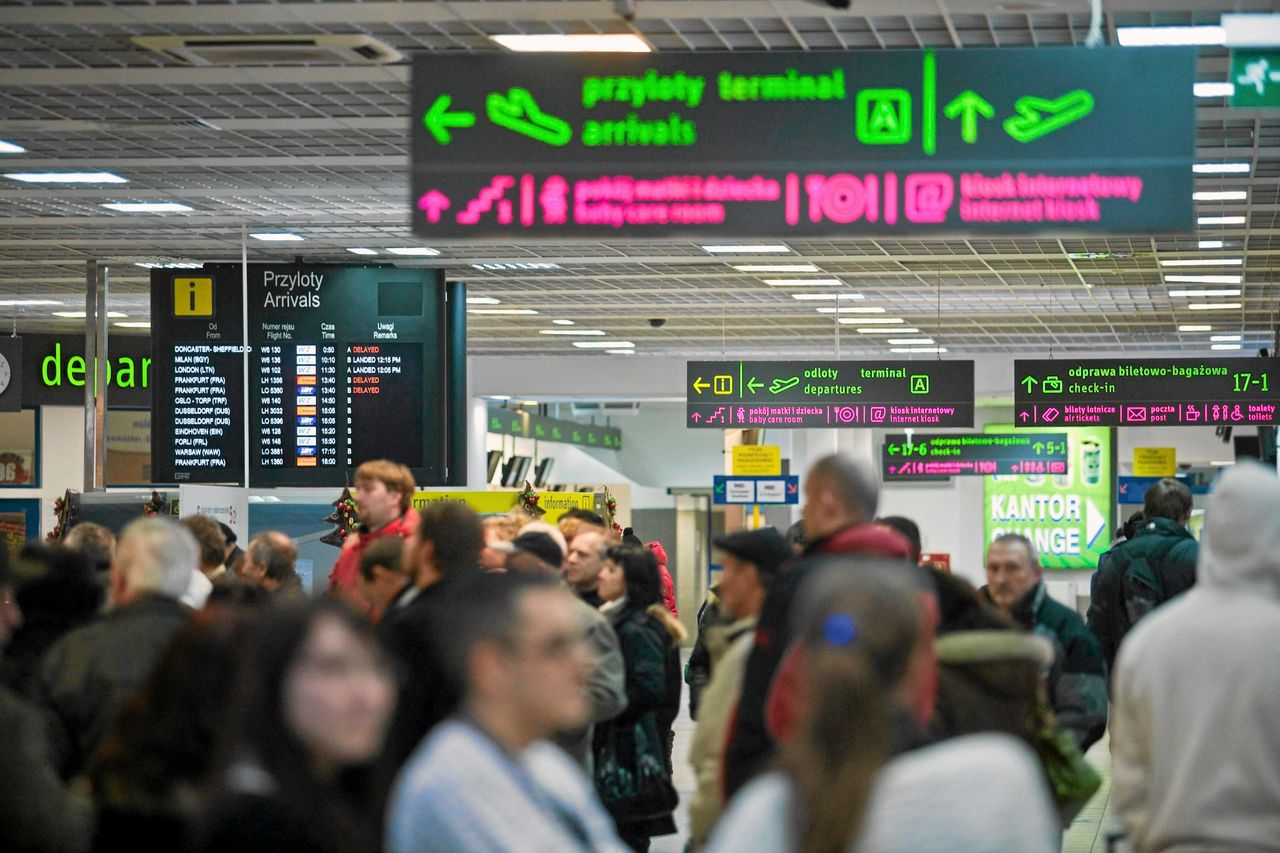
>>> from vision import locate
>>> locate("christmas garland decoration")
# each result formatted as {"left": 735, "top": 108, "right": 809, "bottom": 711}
{"left": 517, "top": 481, "right": 544, "bottom": 518}
{"left": 47, "top": 489, "right": 72, "bottom": 541}
{"left": 320, "top": 486, "right": 360, "bottom": 547}
{"left": 142, "top": 490, "right": 165, "bottom": 517}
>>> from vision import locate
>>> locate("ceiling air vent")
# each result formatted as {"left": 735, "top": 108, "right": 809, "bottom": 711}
{"left": 131, "top": 35, "right": 403, "bottom": 66}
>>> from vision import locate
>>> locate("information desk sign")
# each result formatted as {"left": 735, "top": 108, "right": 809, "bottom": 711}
{"left": 882, "top": 432, "right": 1068, "bottom": 479}
{"left": 687, "top": 360, "right": 974, "bottom": 429}
{"left": 411, "top": 47, "right": 1194, "bottom": 238}
{"left": 1014, "top": 358, "right": 1280, "bottom": 427}
{"left": 713, "top": 475, "right": 800, "bottom": 505}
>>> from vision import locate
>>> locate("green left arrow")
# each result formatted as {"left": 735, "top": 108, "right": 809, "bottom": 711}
{"left": 746, "top": 376, "right": 764, "bottom": 394}
{"left": 423, "top": 95, "right": 476, "bottom": 145}
{"left": 943, "top": 90, "right": 995, "bottom": 144}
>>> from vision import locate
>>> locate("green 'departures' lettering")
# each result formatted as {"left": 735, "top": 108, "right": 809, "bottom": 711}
{"left": 718, "top": 68, "right": 847, "bottom": 102}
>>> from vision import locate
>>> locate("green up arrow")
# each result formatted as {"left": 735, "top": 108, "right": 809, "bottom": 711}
{"left": 943, "top": 90, "right": 995, "bottom": 144}
{"left": 746, "top": 376, "right": 763, "bottom": 394}
{"left": 423, "top": 94, "right": 476, "bottom": 145}
{"left": 1020, "top": 376, "right": 1038, "bottom": 393}
{"left": 1033, "top": 442, "right": 1045, "bottom": 454}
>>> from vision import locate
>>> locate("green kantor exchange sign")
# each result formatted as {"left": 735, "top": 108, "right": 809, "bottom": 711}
{"left": 410, "top": 47, "right": 1194, "bottom": 238}
{"left": 983, "top": 424, "right": 1114, "bottom": 571}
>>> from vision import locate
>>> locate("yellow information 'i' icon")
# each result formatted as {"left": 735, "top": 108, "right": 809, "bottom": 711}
{"left": 173, "top": 277, "right": 214, "bottom": 317}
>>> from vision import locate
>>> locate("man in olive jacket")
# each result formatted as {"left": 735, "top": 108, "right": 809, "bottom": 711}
{"left": 1087, "top": 477, "right": 1198, "bottom": 679}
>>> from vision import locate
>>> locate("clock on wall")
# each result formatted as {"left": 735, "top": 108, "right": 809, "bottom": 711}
{"left": 0, "top": 339, "right": 23, "bottom": 412}
{"left": 0, "top": 351, "right": 10, "bottom": 396}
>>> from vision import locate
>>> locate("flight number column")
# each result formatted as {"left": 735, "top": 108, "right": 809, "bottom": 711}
{"left": 257, "top": 345, "right": 285, "bottom": 467}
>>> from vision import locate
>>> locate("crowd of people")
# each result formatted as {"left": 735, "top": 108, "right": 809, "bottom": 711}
{"left": 1, "top": 454, "right": 1277, "bottom": 852}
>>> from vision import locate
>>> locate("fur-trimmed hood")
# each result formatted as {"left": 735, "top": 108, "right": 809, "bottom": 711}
{"left": 646, "top": 602, "right": 687, "bottom": 644}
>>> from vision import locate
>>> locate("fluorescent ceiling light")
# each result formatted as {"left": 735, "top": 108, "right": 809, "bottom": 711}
{"left": 1222, "top": 13, "right": 1280, "bottom": 47}
{"left": 701, "top": 244, "right": 790, "bottom": 254}
{"left": 1210, "top": 460, "right": 1236, "bottom": 467}
{"left": 52, "top": 311, "right": 127, "bottom": 318}
{"left": 1211, "top": 344, "right": 1242, "bottom": 350}
{"left": 1193, "top": 163, "right": 1250, "bottom": 174}
{"left": 114, "top": 321, "right": 151, "bottom": 329}
{"left": 1187, "top": 303, "right": 1243, "bottom": 311}
{"left": 4, "top": 171, "right": 126, "bottom": 183}
{"left": 1178, "top": 325, "right": 1212, "bottom": 332}
{"left": 573, "top": 341, "right": 634, "bottom": 348}
{"left": 791, "top": 293, "right": 864, "bottom": 301}
{"left": 250, "top": 232, "right": 303, "bottom": 242}
{"left": 385, "top": 246, "right": 439, "bottom": 256}
{"left": 762, "top": 278, "right": 843, "bottom": 287}
{"left": 1198, "top": 240, "right": 1224, "bottom": 249}
{"left": 888, "top": 338, "right": 936, "bottom": 345}
{"left": 1193, "top": 191, "right": 1247, "bottom": 202}
{"left": 490, "top": 395, "right": 511, "bottom": 401}
{"left": 1159, "top": 258, "right": 1242, "bottom": 267}
{"left": 135, "top": 261, "right": 202, "bottom": 269}
{"left": 734, "top": 264, "right": 819, "bottom": 273}
{"left": 551, "top": 319, "right": 575, "bottom": 325}
{"left": 346, "top": 248, "right": 378, "bottom": 256}
{"left": 539, "top": 329, "right": 605, "bottom": 336}
{"left": 490, "top": 33, "right": 651, "bottom": 53}
{"left": 606, "top": 350, "right": 635, "bottom": 355}
{"left": 1210, "top": 334, "right": 1243, "bottom": 342}
{"left": 1116, "top": 25, "right": 1224, "bottom": 46}
{"left": 1194, "top": 82, "right": 1235, "bottom": 97}
{"left": 815, "top": 306, "right": 885, "bottom": 314}
{"left": 471, "top": 262, "right": 560, "bottom": 271}
{"left": 890, "top": 347, "right": 948, "bottom": 353}
{"left": 0, "top": 299, "right": 61, "bottom": 306}
{"left": 101, "top": 202, "right": 193, "bottom": 213}
{"left": 466, "top": 296, "right": 501, "bottom": 305}
{"left": 1168, "top": 289, "right": 1241, "bottom": 297}
{"left": 1165, "top": 274, "right": 1242, "bottom": 284}
{"left": 853, "top": 327, "right": 919, "bottom": 334}
{"left": 834, "top": 317, "right": 903, "bottom": 325}
{"left": 0, "top": 141, "right": 26, "bottom": 154}
{"left": 1198, "top": 215, "right": 1246, "bottom": 225}
{"left": 468, "top": 308, "right": 538, "bottom": 315}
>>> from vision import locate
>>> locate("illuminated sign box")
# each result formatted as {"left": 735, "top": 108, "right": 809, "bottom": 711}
{"left": 882, "top": 432, "right": 1068, "bottom": 479}
{"left": 686, "top": 360, "right": 974, "bottom": 429}
{"left": 983, "top": 424, "right": 1114, "bottom": 571}
{"left": 1014, "top": 357, "right": 1280, "bottom": 427}
{"left": 410, "top": 47, "right": 1194, "bottom": 238}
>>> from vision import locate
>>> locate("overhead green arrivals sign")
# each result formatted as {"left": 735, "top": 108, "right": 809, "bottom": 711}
{"left": 1230, "top": 51, "right": 1280, "bottom": 108}
{"left": 983, "top": 424, "right": 1114, "bottom": 571}
{"left": 686, "top": 360, "right": 974, "bottom": 428}
{"left": 487, "top": 408, "right": 622, "bottom": 449}
{"left": 411, "top": 47, "right": 1194, "bottom": 238}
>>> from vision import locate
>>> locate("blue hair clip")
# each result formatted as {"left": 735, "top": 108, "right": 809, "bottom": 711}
{"left": 822, "top": 613, "right": 858, "bottom": 647}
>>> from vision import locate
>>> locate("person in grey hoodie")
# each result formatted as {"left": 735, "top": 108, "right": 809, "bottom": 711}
{"left": 1111, "top": 460, "right": 1280, "bottom": 853}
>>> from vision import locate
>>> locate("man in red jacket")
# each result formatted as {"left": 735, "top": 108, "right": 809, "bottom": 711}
{"left": 327, "top": 459, "right": 418, "bottom": 618}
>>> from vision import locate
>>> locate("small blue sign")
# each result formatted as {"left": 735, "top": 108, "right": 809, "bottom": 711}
{"left": 713, "top": 475, "right": 800, "bottom": 505}
{"left": 1118, "top": 475, "right": 1211, "bottom": 500}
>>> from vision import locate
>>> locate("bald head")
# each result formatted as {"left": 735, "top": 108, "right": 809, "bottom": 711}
{"left": 802, "top": 454, "right": 879, "bottom": 542}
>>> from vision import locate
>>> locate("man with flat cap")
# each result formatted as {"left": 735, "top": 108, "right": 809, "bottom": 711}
{"left": 688, "top": 526, "right": 793, "bottom": 850}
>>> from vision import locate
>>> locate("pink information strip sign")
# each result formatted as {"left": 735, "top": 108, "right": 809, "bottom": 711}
{"left": 1014, "top": 358, "right": 1280, "bottom": 427}
{"left": 688, "top": 403, "right": 965, "bottom": 428}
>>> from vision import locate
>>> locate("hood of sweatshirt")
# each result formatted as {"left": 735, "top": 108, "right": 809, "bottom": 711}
{"left": 1198, "top": 460, "right": 1280, "bottom": 599}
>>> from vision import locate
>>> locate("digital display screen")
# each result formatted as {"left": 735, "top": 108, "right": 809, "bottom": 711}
{"left": 411, "top": 47, "right": 1193, "bottom": 238}
{"left": 882, "top": 432, "right": 1068, "bottom": 479}
{"left": 1014, "top": 357, "right": 1280, "bottom": 427}
{"left": 686, "top": 360, "right": 974, "bottom": 429}
{"left": 151, "top": 265, "right": 446, "bottom": 487}
{"left": 149, "top": 268, "right": 245, "bottom": 484}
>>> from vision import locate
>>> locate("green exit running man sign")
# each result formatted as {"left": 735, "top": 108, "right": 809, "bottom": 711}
{"left": 411, "top": 47, "right": 1194, "bottom": 238}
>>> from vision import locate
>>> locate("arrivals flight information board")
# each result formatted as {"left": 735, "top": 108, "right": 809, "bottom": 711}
{"left": 152, "top": 265, "right": 447, "bottom": 487}
{"left": 686, "top": 360, "right": 974, "bottom": 428}
{"left": 1014, "top": 357, "right": 1280, "bottom": 427}
{"left": 882, "top": 432, "right": 1068, "bottom": 478}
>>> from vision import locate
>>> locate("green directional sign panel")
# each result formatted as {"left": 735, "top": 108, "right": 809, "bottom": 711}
{"left": 1014, "top": 357, "right": 1280, "bottom": 427}
{"left": 411, "top": 47, "right": 1194, "bottom": 238}
{"left": 1230, "top": 51, "right": 1280, "bottom": 108}
{"left": 487, "top": 408, "right": 622, "bottom": 449}
{"left": 882, "top": 432, "right": 1068, "bottom": 479}
{"left": 686, "top": 360, "right": 973, "bottom": 428}
{"left": 983, "top": 424, "right": 1113, "bottom": 571}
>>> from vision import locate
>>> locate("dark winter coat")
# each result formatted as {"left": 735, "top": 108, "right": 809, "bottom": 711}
{"left": 35, "top": 594, "right": 190, "bottom": 779}
{"left": 1086, "top": 517, "right": 1198, "bottom": 676}
{"left": 594, "top": 600, "right": 685, "bottom": 840}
